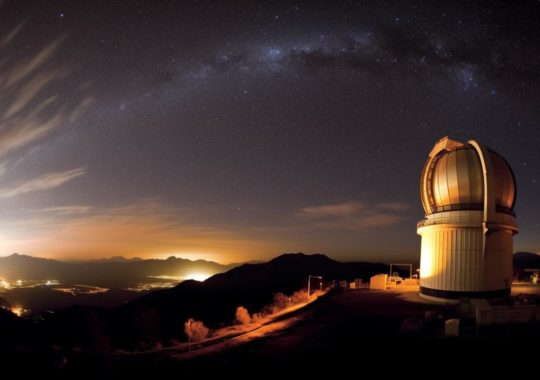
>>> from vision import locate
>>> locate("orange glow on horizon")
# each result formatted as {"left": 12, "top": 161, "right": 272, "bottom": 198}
{"left": 10, "top": 306, "right": 23, "bottom": 317}
{"left": 0, "top": 202, "right": 285, "bottom": 264}
{"left": 0, "top": 201, "right": 390, "bottom": 264}
{"left": 184, "top": 272, "right": 212, "bottom": 282}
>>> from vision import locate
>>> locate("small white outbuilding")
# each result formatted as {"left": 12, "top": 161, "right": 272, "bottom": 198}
{"left": 369, "top": 274, "right": 388, "bottom": 290}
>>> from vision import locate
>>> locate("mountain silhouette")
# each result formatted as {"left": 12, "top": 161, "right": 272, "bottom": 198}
{"left": 514, "top": 251, "right": 540, "bottom": 267}
{"left": 513, "top": 252, "right": 540, "bottom": 280}
{"left": 0, "top": 253, "right": 234, "bottom": 288}
{"left": 204, "top": 252, "right": 385, "bottom": 292}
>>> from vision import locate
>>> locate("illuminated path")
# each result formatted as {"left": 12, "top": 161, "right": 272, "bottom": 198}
{"left": 106, "top": 288, "right": 451, "bottom": 373}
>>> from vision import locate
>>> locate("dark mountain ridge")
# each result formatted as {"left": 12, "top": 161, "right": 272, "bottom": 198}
{"left": 513, "top": 252, "right": 540, "bottom": 280}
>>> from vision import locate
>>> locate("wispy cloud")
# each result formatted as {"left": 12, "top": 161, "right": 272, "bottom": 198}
{"left": 376, "top": 202, "right": 410, "bottom": 212}
{"left": 0, "top": 160, "right": 9, "bottom": 177}
{"left": 296, "top": 201, "right": 409, "bottom": 230}
{"left": 0, "top": 26, "right": 92, "bottom": 161}
{"left": 31, "top": 205, "right": 93, "bottom": 215}
{"left": 0, "top": 112, "right": 63, "bottom": 157}
{"left": 0, "top": 21, "right": 25, "bottom": 49}
{"left": 297, "top": 201, "right": 364, "bottom": 218}
{"left": 1, "top": 36, "right": 64, "bottom": 89}
{"left": 0, "top": 168, "right": 85, "bottom": 198}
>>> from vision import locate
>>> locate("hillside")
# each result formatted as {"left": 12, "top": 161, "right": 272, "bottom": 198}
{"left": 42, "top": 253, "right": 388, "bottom": 351}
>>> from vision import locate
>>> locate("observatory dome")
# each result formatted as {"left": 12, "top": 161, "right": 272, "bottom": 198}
{"left": 417, "top": 136, "right": 518, "bottom": 303}
{"left": 420, "top": 139, "right": 516, "bottom": 216}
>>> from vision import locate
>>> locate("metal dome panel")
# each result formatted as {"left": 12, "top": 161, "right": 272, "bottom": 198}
{"left": 420, "top": 137, "right": 516, "bottom": 215}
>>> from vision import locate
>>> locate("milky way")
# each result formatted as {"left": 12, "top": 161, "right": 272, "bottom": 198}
{"left": 0, "top": 1, "right": 538, "bottom": 263}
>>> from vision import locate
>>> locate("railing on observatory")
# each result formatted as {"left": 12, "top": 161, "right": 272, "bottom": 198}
{"left": 417, "top": 209, "right": 517, "bottom": 230}
{"left": 417, "top": 210, "right": 484, "bottom": 229}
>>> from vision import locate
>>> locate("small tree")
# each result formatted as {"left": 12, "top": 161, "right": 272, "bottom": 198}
{"left": 272, "top": 292, "right": 288, "bottom": 310}
{"left": 290, "top": 289, "right": 308, "bottom": 305}
{"left": 184, "top": 318, "right": 209, "bottom": 344}
{"left": 235, "top": 306, "right": 251, "bottom": 325}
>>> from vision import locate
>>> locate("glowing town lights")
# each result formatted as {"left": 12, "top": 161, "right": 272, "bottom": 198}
{"left": 11, "top": 307, "right": 23, "bottom": 317}
{"left": 185, "top": 273, "right": 211, "bottom": 282}
{"left": 16, "top": 280, "right": 22, "bottom": 286}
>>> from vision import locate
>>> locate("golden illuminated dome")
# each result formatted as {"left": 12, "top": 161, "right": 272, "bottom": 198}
{"left": 420, "top": 137, "right": 516, "bottom": 215}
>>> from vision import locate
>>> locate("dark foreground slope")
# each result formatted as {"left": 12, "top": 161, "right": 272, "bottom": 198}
{"left": 8, "top": 252, "right": 539, "bottom": 375}
{"left": 1, "top": 253, "right": 387, "bottom": 364}
{"left": 57, "top": 287, "right": 540, "bottom": 377}
{"left": 104, "top": 290, "right": 497, "bottom": 376}
{"left": 43, "top": 253, "right": 387, "bottom": 352}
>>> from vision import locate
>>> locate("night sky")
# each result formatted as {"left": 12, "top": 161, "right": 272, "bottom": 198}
{"left": 0, "top": 0, "right": 539, "bottom": 263}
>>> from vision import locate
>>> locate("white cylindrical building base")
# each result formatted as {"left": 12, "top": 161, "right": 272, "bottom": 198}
{"left": 417, "top": 210, "right": 516, "bottom": 303}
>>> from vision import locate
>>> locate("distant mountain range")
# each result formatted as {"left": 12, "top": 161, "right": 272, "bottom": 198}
{"left": 0, "top": 253, "right": 235, "bottom": 288}
{"left": 71, "top": 256, "right": 144, "bottom": 263}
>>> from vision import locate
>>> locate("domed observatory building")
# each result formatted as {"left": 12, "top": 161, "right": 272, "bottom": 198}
{"left": 417, "top": 137, "right": 518, "bottom": 303}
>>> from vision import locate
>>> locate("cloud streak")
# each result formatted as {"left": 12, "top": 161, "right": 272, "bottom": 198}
{"left": 0, "top": 26, "right": 92, "bottom": 160}
{"left": 298, "top": 201, "right": 365, "bottom": 218}
{"left": 296, "top": 201, "right": 409, "bottom": 230}
{"left": 0, "top": 168, "right": 85, "bottom": 198}
{"left": 31, "top": 205, "right": 93, "bottom": 215}
{"left": 0, "top": 21, "right": 25, "bottom": 49}
{"left": 0, "top": 112, "right": 63, "bottom": 157}
{"left": 1, "top": 36, "right": 65, "bottom": 90}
